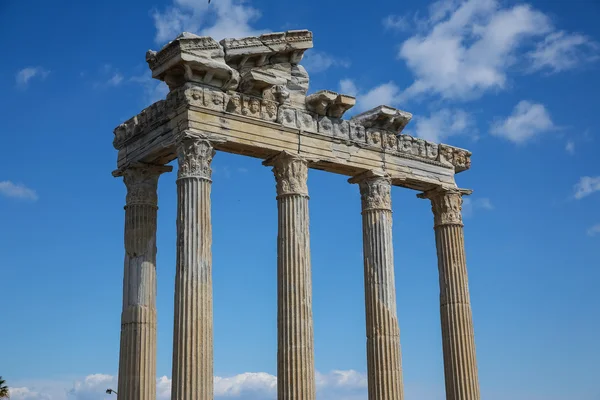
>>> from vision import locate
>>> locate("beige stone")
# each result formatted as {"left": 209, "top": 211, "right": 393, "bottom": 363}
{"left": 418, "top": 188, "right": 481, "bottom": 400}
{"left": 264, "top": 152, "right": 316, "bottom": 400}
{"left": 115, "top": 165, "right": 171, "bottom": 400}
{"left": 171, "top": 134, "right": 216, "bottom": 400}
{"left": 113, "top": 28, "right": 481, "bottom": 400}
{"left": 349, "top": 171, "right": 404, "bottom": 400}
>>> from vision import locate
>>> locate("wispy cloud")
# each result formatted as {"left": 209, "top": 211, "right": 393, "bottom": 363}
{"left": 587, "top": 224, "right": 600, "bottom": 237}
{"left": 490, "top": 100, "right": 555, "bottom": 144}
{"left": 302, "top": 51, "right": 350, "bottom": 74}
{"left": 338, "top": 80, "right": 402, "bottom": 113}
{"left": 573, "top": 176, "right": 600, "bottom": 200}
{"left": 565, "top": 140, "right": 575, "bottom": 155}
{"left": 412, "top": 108, "right": 476, "bottom": 142}
{"left": 393, "top": 0, "right": 597, "bottom": 101}
{"left": 463, "top": 197, "right": 494, "bottom": 217}
{"left": 382, "top": 14, "right": 411, "bottom": 31}
{"left": 152, "top": 0, "right": 266, "bottom": 44}
{"left": 0, "top": 181, "right": 38, "bottom": 201}
{"left": 527, "top": 31, "right": 599, "bottom": 74}
{"left": 11, "top": 370, "right": 369, "bottom": 400}
{"left": 16, "top": 67, "right": 50, "bottom": 88}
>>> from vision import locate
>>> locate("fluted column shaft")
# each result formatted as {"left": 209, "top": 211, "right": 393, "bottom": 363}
{"left": 172, "top": 134, "right": 215, "bottom": 400}
{"left": 118, "top": 165, "right": 170, "bottom": 400}
{"left": 419, "top": 188, "right": 480, "bottom": 400}
{"left": 264, "top": 152, "right": 316, "bottom": 400}
{"left": 350, "top": 171, "right": 404, "bottom": 400}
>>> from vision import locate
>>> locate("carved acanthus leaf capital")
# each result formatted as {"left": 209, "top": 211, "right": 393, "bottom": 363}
{"left": 349, "top": 170, "right": 392, "bottom": 211}
{"left": 120, "top": 165, "right": 172, "bottom": 206}
{"left": 418, "top": 187, "right": 472, "bottom": 227}
{"left": 176, "top": 133, "right": 216, "bottom": 180}
{"left": 263, "top": 151, "right": 309, "bottom": 197}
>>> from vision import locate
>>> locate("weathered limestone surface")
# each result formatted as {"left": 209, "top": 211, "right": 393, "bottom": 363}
{"left": 418, "top": 188, "right": 480, "bottom": 400}
{"left": 171, "top": 134, "right": 216, "bottom": 400}
{"left": 264, "top": 152, "right": 316, "bottom": 400}
{"left": 113, "top": 29, "right": 473, "bottom": 193}
{"left": 350, "top": 171, "right": 404, "bottom": 400}
{"left": 112, "top": 28, "right": 481, "bottom": 400}
{"left": 116, "top": 165, "right": 171, "bottom": 400}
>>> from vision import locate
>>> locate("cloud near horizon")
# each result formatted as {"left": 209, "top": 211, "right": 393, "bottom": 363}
{"left": 10, "top": 370, "right": 370, "bottom": 400}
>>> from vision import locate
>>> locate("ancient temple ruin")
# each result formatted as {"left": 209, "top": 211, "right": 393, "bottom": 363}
{"left": 112, "top": 29, "right": 480, "bottom": 400}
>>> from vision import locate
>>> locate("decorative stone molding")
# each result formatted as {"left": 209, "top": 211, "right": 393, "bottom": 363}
{"left": 176, "top": 133, "right": 216, "bottom": 180}
{"left": 306, "top": 90, "right": 355, "bottom": 118}
{"left": 220, "top": 30, "right": 313, "bottom": 69}
{"left": 263, "top": 151, "right": 309, "bottom": 197}
{"left": 114, "top": 29, "right": 473, "bottom": 175}
{"left": 417, "top": 187, "right": 473, "bottom": 227}
{"left": 117, "top": 165, "right": 173, "bottom": 206}
{"left": 349, "top": 170, "right": 392, "bottom": 211}
{"left": 146, "top": 32, "right": 240, "bottom": 91}
{"left": 351, "top": 105, "right": 412, "bottom": 134}
{"left": 114, "top": 86, "right": 472, "bottom": 173}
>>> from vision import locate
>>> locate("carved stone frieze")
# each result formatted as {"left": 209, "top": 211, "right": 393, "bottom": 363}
{"left": 242, "top": 96, "right": 262, "bottom": 118}
{"left": 203, "top": 88, "right": 227, "bottom": 111}
{"left": 115, "top": 30, "right": 473, "bottom": 174}
{"left": 296, "top": 110, "right": 317, "bottom": 132}
{"left": 176, "top": 134, "right": 216, "bottom": 180}
{"left": 263, "top": 151, "right": 309, "bottom": 197}
{"left": 383, "top": 133, "right": 398, "bottom": 151}
{"left": 278, "top": 106, "right": 297, "bottom": 128}
{"left": 349, "top": 171, "right": 392, "bottom": 211}
{"left": 333, "top": 120, "right": 350, "bottom": 140}
{"left": 349, "top": 122, "right": 366, "bottom": 143}
{"left": 261, "top": 100, "right": 278, "bottom": 122}
{"left": 366, "top": 129, "right": 382, "bottom": 148}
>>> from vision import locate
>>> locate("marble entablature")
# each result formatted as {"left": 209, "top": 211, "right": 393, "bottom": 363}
{"left": 114, "top": 29, "right": 472, "bottom": 175}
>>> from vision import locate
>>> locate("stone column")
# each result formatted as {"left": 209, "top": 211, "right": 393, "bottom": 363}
{"left": 117, "top": 165, "right": 171, "bottom": 400}
{"left": 418, "top": 188, "right": 480, "bottom": 400}
{"left": 349, "top": 171, "right": 404, "bottom": 400}
{"left": 263, "top": 151, "right": 316, "bottom": 400}
{"left": 171, "top": 134, "right": 216, "bottom": 400}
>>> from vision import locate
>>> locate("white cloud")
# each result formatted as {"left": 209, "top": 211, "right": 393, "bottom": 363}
{"left": 587, "top": 224, "right": 600, "bottom": 237}
{"left": 16, "top": 67, "right": 50, "bottom": 87}
{"left": 463, "top": 197, "right": 494, "bottom": 217}
{"left": 152, "top": 0, "right": 265, "bottom": 44}
{"left": 396, "top": 0, "right": 595, "bottom": 101}
{"left": 573, "top": 176, "right": 600, "bottom": 200}
{"left": 413, "top": 108, "right": 475, "bottom": 142}
{"left": 490, "top": 100, "right": 555, "bottom": 144}
{"left": 302, "top": 51, "right": 350, "bottom": 74}
{"left": 9, "top": 387, "right": 52, "bottom": 400}
{"left": 339, "top": 80, "right": 402, "bottom": 113}
{"left": 12, "top": 370, "right": 368, "bottom": 400}
{"left": 339, "top": 79, "right": 359, "bottom": 97}
{"left": 528, "top": 31, "right": 599, "bottom": 73}
{"left": 383, "top": 14, "right": 410, "bottom": 31}
{"left": 565, "top": 140, "right": 575, "bottom": 155}
{"left": 107, "top": 73, "right": 124, "bottom": 86}
{"left": 0, "top": 181, "right": 38, "bottom": 201}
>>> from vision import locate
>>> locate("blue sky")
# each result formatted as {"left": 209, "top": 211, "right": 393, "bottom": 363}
{"left": 1, "top": 0, "right": 599, "bottom": 399}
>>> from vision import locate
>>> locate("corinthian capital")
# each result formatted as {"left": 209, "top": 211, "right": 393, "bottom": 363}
{"left": 349, "top": 170, "right": 392, "bottom": 211}
{"left": 176, "top": 133, "right": 216, "bottom": 180}
{"left": 263, "top": 151, "right": 309, "bottom": 197}
{"left": 121, "top": 165, "right": 172, "bottom": 206}
{"left": 418, "top": 187, "right": 472, "bottom": 227}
